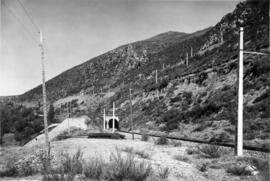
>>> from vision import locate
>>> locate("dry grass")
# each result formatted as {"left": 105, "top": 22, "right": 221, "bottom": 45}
{"left": 83, "top": 157, "right": 104, "bottom": 180}
{"left": 197, "top": 144, "right": 227, "bottom": 158}
{"left": 196, "top": 162, "right": 209, "bottom": 172}
{"left": 173, "top": 155, "right": 190, "bottom": 163}
{"left": 141, "top": 133, "right": 149, "bottom": 141}
{"left": 157, "top": 166, "right": 170, "bottom": 179}
{"left": 155, "top": 135, "right": 168, "bottom": 145}
{"left": 170, "top": 140, "right": 182, "bottom": 147}
{"left": 226, "top": 163, "right": 252, "bottom": 176}
{"left": 121, "top": 147, "right": 151, "bottom": 159}
{"left": 106, "top": 149, "right": 153, "bottom": 181}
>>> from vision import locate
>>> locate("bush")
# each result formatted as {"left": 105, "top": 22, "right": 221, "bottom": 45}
{"left": 121, "top": 147, "right": 151, "bottom": 159}
{"left": 193, "top": 121, "right": 212, "bottom": 132}
{"left": 106, "top": 149, "right": 152, "bottom": 181}
{"left": 253, "top": 89, "right": 270, "bottom": 103}
{"left": 157, "top": 167, "right": 169, "bottom": 179}
{"left": 197, "top": 144, "right": 225, "bottom": 158}
{"left": 133, "top": 150, "right": 151, "bottom": 159}
{"left": 160, "top": 109, "right": 183, "bottom": 131}
{"left": 197, "top": 162, "right": 208, "bottom": 172}
{"left": 173, "top": 155, "right": 190, "bottom": 163}
{"left": 88, "top": 133, "right": 125, "bottom": 139}
{"left": 155, "top": 135, "right": 168, "bottom": 145}
{"left": 19, "top": 159, "right": 37, "bottom": 176}
{"left": 226, "top": 164, "right": 252, "bottom": 176}
{"left": 186, "top": 147, "right": 199, "bottom": 155}
{"left": 0, "top": 160, "right": 18, "bottom": 177}
{"left": 47, "top": 104, "right": 56, "bottom": 124}
{"left": 171, "top": 140, "right": 182, "bottom": 147}
{"left": 141, "top": 133, "right": 149, "bottom": 141}
{"left": 83, "top": 158, "right": 104, "bottom": 180}
{"left": 170, "top": 96, "right": 182, "bottom": 103}
{"left": 61, "top": 149, "right": 83, "bottom": 175}
{"left": 55, "top": 131, "right": 72, "bottom": 141}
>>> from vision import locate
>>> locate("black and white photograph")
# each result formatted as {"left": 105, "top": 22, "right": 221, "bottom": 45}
{"left": 0, "top": 0, "right": 269, "bottom": 180}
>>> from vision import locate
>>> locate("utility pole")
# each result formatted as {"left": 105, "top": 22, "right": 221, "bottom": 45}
{"left": 129, "top": 87, "right": 134, "bottom": 140}
{"left": 103, "top": 109, "right": 106, "bottom": 131}
{"left": 155, "top": 69, "right": 158, "bottom": 84}
{"left": 112, "top": 102, "right": 115, "bottom": 133}
{"left": 220, "top": 25, "right": 224, "bottom": 44}
{"left": 186, "top": 52, "right": 189, "bottom": 66}
{"left": 236, "top": 27, "right": 244, "bottom": 156}
{"left": 155, "top": 69, "right": 159, "bottom": 97}
{"left": 190, "top": 47, "right": 193, "bottom": 58}
{"left": 39, "top": 31, "right": 50, "bottom": 155}
{"left": 234, "top": 27, "right": 269, "bottom": 156}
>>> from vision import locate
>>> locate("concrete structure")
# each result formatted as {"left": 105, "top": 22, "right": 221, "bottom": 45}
{"left": 104, "top": 116, "right": 120, "bottom": 130}
{"left": 103, "top": 102, "right": 119, "bottom": 132}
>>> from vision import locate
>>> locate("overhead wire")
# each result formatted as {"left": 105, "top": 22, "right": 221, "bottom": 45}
{"left": 16, "top": 0, "right": 40, "bottom": 32}
{"left": 2, "top": 0, "right": 39, "bottom": 44}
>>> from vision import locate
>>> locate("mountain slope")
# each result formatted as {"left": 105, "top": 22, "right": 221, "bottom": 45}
{"left": 2, "top": 0, "right": 269, "bottom": 148}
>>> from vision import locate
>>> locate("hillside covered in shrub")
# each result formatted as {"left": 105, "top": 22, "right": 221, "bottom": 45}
{"left": 1, "top": 0, "right": 269, "bottom": 148}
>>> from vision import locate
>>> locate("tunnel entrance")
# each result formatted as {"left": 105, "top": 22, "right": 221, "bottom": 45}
{"left": 108, "top": 119, "right": 119, "bottom": 129}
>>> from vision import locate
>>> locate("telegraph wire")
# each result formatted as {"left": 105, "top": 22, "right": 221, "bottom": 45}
{"left": 16, "top": 0, "right": 40, "bottom": 32}
{"left": 2, "top": 0, "right": 38, "bottom": 44}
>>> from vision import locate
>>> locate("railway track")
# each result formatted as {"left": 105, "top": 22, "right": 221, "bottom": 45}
{"left": 118, "top": 130, "right": 270, "bottom": 153}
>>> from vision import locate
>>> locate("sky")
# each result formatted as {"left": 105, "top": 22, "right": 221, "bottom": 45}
{"left": 0, "top": 0, "right": 241, "bottom": 96}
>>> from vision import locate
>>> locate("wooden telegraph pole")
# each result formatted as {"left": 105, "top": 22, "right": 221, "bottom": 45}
{"left": 39, "top": 31, "right": 50, "bottom": 155}
{"left": 129, "top": 87, "right": 134, "bottom": 140}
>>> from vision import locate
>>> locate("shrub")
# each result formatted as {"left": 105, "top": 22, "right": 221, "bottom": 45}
{"left": 173, "top": 155, "right": 190, "bottom": 163}
{"left": 193, "top": 122, "right": 212, "bottom": 132}
{"left": 157, "top": 167, "right": 169, "bottom": 179}
{"left": 0, "top": 160, "right": 18, "bottom": 177}
{"left": 88, "top": 133, "right": 125, "bottom": 139}
{"left": 155, "top": 135, "right": 168, "bottom": 145}
{"left": 171, "top": 140, "right": 182, "bottom": 147}
{"left": 37, "top": 150, "right": 54, "bottom": 176}
{"left": 186, "top": 147, "right": 198, "bottom": 155}
{"left": 196, "top": 72, "right": 208, "bottom": 85}
{"left": 83, "top": 158, "right": 104, "bottom": 180}
{"left": 20, "top": 159, "right": 37, "bottom": 176}
{"left": 141, "top": 133, "right": 149, "bottom": 141}
{"left": 182, "top": 91, "right": 193, "bottom": 99}
{"left": 121, "top": 147, "right": 134, "bottom": 153}
{"left": 253, "top": 89, "right": 270, "bottom": 103}
{"left": 160, "top": 109, "right": 183, "bottom": 131}
{"left": 106, "top": 149, "right": 152, "bottom": 181}
{"left": 197, "top": 144, "right": 225, "bottom": 158}
{"left": 60, "top": 149, "right": 83, "bottom": 175}
{"left": 47, "top": 104, "right": 56, "bottom": 124}
{"left": 170, "top": 96, "right": 182, "bottom": 103}
{"left": 121, "top": 147, "right": 150, "bottom": 159}
{"left": 226, "top": 164, "right": 252, "bottom": 176}
{"left": 133, "top": 150, "right": 151, "bottom": 159}
{"left": 55, "top": 131, "right": 72, "bottom": 141}
{"left": 197, "top": 162, "right": 208, "bottom": 172}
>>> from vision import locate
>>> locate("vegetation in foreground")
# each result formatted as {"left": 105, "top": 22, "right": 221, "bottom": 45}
{"left": 0, "top": 148, "right": 167, "bottom": 181}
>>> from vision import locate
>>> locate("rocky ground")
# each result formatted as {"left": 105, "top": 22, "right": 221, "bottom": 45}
{"left": 0, "top": 131, "right": 269, "bottom": 181}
